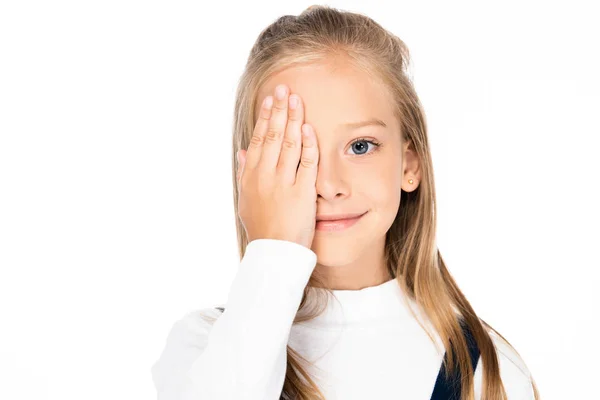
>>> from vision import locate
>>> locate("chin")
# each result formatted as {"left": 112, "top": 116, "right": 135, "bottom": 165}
{"left": 310, "top": 241, "right": 358, "bottom": 267}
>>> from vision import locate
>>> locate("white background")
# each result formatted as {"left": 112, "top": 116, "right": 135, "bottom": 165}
{"left": 1, "top": 1, "right": 598, "bottom": 399}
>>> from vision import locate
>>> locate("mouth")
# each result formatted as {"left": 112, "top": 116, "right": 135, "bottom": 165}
{"left": 315, "top": 211, "right": 367, "bottom": 232}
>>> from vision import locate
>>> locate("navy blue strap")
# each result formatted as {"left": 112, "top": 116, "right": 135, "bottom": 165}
{"left": 430, "top": 319, "right": 480, "bottom": 400}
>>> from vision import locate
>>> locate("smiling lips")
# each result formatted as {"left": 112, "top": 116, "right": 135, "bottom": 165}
{"left": 315, "top": 211, "right": 367, "bottom": 232}
{"left": 316, "top": 212, "right": 366, "bottom": 221}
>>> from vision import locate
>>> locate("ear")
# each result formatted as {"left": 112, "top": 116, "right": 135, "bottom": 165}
{"left": 401, "top": 140, "right": 421, "bottom": 192}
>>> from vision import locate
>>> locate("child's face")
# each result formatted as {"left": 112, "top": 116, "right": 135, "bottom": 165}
{"left": 254, "top": 59, "right": 419, "bottom": 289}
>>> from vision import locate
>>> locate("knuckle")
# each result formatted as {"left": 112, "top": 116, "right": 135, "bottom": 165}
{"left": 302, "top": 139, "right": 316, "bottom": 149}
{"left": 249, "top": 134, "right": 264, "bottom": 147}
{"left": 272, "top": 102, "right": 287, "bottom": 111}
{"left": 287, "top": 113, "right": 302, "bottom": 122}
{"left": 300, "top": 156, "right": 316, "bottom": 168}
{"left": 281, "top": 137, "right": 298, "bottom": 150}
{"left": 265, "top": 127, "right": 282, "bottom": 142}
{"left": 257, "top": 113, "right": 270, "bottom": 122}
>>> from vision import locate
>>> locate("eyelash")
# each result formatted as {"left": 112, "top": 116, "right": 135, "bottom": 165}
{"left": 347, "top": 137, "right": 383, "bottom": 157}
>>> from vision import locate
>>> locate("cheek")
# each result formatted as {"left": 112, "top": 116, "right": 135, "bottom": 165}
{"left": 361, "top": 174, "right": 401, "bottom": 202}
{"left": 359, "top": 161, "right": 402, "bottom": 189}
{"left": 358, "top": 165, "right": 403, "bottom": 210}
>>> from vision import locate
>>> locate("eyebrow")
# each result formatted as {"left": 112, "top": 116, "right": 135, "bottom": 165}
{"left": 341, "top": 118, "right": 387, "bottom": 129}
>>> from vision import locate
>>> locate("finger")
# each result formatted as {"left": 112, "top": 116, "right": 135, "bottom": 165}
{"left": 244, "top": 96, "right": 273, "bottom": 172}
{"left": 278, "top": 94, "right": 304, "bottom": 185}
{"left": 295, "top": 124, "right": 319, "bottom": 187}
{"left": 258, "top": 84, "right": 289, "bottom": 174}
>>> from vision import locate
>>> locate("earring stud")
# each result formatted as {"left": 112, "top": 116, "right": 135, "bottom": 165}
{"left": 408, "top": 179, "right": 414, "bottom": 184}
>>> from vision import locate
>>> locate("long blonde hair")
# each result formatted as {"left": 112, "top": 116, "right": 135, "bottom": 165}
{"left": 224, "top": 5, "right": 540, "bottom": 399}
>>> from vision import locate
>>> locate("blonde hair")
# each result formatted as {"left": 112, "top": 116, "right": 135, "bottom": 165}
{"left": 222, "top": 5, "right": 540, "bottom": 399}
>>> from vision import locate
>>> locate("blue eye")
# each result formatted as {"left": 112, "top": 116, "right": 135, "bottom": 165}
{"left": 347, "top": 138, "right": 382, "bottom": 157}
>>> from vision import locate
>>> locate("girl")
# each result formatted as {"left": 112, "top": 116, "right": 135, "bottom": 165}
{"left": 151, "top": 5, "right": 540, "bottom": 400}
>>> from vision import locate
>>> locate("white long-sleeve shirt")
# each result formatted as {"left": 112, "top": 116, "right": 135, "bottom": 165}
{"left": 151, "top": 239, "right": 536, "bottom": 399}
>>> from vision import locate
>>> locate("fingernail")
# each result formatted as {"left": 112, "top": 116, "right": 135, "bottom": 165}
{"left": 264, "top": 96, "right": 273, "bottom": 109}
{"left": 276, "top": 85, "right": 287, "bottom": 100}
{"left": 302, "top": 124, "right": 311, "bottom": 137}
{"left": 289, "top": 95, "right": 298, "bottom": 109}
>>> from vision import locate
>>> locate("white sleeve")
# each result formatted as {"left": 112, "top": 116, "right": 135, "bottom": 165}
{"left": 151, "top": 238, "right": 317, "bottom": 400}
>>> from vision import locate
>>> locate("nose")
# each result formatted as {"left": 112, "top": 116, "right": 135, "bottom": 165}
{"left": 315, "top": 156, "right": 350, "bottom": 202}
